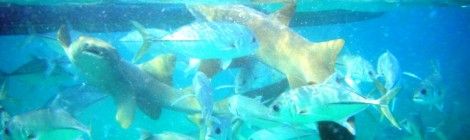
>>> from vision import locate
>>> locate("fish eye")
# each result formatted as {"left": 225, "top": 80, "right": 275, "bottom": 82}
{"left": 230, "top": 43, "right": 236, "bottom": 48}
{"left": 272, "top": 104, "right": 280, "bottom": 112}
{"left": 251, "top": 37, "right": 256, "bottom": 43}
{"left": 27, "top": 133, "right": 36, "bottom": 139}
{"left": 420, "top": 89, "right": 427, "bottom": 95}
{"left": 215, "top": 127, "right": 221, "bottom": 135}
{"left": 3, "top": 127, "right": 10, "bottom": 136}
{"left": 368, "top": 71, "right": 374, "bottom": 76}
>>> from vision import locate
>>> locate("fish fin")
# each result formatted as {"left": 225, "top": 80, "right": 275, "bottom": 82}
{"left": 57, "top": 25, "right": 71, "bottom": 48}
{"left": 114, "top": 96, "right": 136, "bottom": 129}
{"left": 168, "top": 88, "right": 201, "bottom": 112}
{"left": 220, "top": 59, "right": 232, "bottom": 70}
{"left": 286, "top": 74, "right": 305, "bottom": 89}
{"left": 402, "top": 71, "right": 422, "bottom": 81}
{"left": 187, "top": 113, "right": 204, "bottom": 127}
{"left": 376, "top": 87, "right": 401, "bottom": 129}
{"left": 307, "top": 39, "right": 345, "bottom": 82}
{"left": 139, "top": 54, "right": 176, "bottom": 86}
{"left": 138, "top": 128, "right": 154, "bottom": 140}
{"left": 372, "top": 75, "right": 387, "bottom": 95}
{"left": 268, "top": 0, "right": 297, "bottom": 26}
{"left": 170, "top": 94, "right": 195, "bottom": 107}
{"left": 130, "top": 20, "right": 152, "bottom": 63}
{"left": 338, "top": 120, "right": 356, "bottom": 135}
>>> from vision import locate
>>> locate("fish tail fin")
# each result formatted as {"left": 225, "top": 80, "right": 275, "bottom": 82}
{"left": 130, "top": 20, "right": 151, "bottom": 63}
{"left": 376, "top": 87, "right": 401, "bottom": 129}
{"left": 137, "top": 128, "right": 153, "bottom": 140}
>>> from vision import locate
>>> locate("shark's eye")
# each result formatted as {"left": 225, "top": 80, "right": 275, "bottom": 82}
{"left": 215, "top": 127, "right": 221, "bottom": 135}
{"left": 272, "top": 104, "right": 280, "bottom": 112}
{"left": 420, "top": 89, "right": 427, "bottom": 95}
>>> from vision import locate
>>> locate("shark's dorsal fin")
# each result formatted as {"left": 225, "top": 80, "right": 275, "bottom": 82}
{"left": 287, "top": 39, "right": 344, "bottom": 88}
{"left": 268, "top": 0, "right": 297, "bottom": 26}
{"left": 308, "top": 39, "right": 344, "bottom": 71}
{"left": 57, "top": 25, "right": 71, "bottom": 48}
{"left": 139, "top": 54, "right": 176, "bottom": 86}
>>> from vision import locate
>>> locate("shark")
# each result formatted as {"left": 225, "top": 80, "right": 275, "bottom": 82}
{"left": 188, "top": 0, "right": 345, "bottom": 88}
{"left": 57, "top": 26, "right": 201, "bottom": 129}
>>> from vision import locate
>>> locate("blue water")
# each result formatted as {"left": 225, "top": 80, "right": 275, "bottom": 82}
{"left": 1, "top": 2, "right": 469, "bottom": 140}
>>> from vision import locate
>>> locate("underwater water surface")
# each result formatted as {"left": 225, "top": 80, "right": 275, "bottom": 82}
{"left": 0, "top": 1, "right": 469, "bottom": 140}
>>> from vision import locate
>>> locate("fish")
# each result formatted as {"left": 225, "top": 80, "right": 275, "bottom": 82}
{"left": 133, "top": 21, "right": 259, "bottom": 60}
{"left": 214, "top": 95, "right": 282, "bottom": 129}
{"left": 57, "top": 25, "right": 201, "bottom": 128}
{"left": 412, "top": 60, "right": 445, "bottom": 111}
{"left": 188, "top": 0, "right": 345, "bottom": 88}
{"left": 248, "top": 126, "right": 319, "bottom": 140}
{"left": 268, "top": 73, "right": 401, "bottom": 134}
{"left": 139, "top": 130, "right": 195, "bottom": 140}
{"left": 336, "top": 54, "right": 376, "bottom": 93}
{"left": 44, "top": 85, "right": 108, "bottom": 115}
{"left": 192, "top": 71, "right": 215, "bottom": 126}
{"left": 186, "top": 114, "right": 234, "bottom": 140}
{"left": 2, "top": 108, "right": 90, "bottom": 140}
{"left": 231, "top": 56, "right": 287, "bottom": 96}
{"left": 377, "top": 51, "right": 401, "bottom": 90}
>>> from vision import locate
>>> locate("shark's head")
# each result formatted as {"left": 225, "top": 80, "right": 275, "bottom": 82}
{"left": 63, "top": 36, "right": 121, "bottom": 85}
{"left": 67, "top": 36, "right": 119, "bottom": 63}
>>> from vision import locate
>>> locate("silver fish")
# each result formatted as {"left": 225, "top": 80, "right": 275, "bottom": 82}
{"left": 268, "top": 74, "right": 401, "bottom": 133}
{"left": 377, "top": 51, "right": 401, "bottom": 90}
{"left": 2, "top": 109, "right": 90, "bottom": 140}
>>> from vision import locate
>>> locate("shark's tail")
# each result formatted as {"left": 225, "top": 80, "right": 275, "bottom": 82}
{"left": 375, "top": 87, "right": 401, "bottom": 129}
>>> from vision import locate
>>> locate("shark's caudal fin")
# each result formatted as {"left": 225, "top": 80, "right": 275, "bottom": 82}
{"left": 268, "top": 0, "right": 297, "bottom": 26}
{"left": 130, "top": 20, "right": 152, "bottom": 64}
{"left": 376, "top": 87, "right": 401, "bottom": 129}
{"left": 139, "top": 54, "right": 176, "bottom": 86}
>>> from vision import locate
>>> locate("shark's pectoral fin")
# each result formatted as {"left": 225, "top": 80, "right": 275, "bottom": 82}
{"left": 139, "top": 54, "right": 176, "bottom": 86}
{"left": 268, "top": 0, "right": 297, "bottom": 26}
{"left": 309, "top": 38, "right": 344, "bottom": 69}
{"left": 114, "top": 96, "right": 137, "bottom": 129}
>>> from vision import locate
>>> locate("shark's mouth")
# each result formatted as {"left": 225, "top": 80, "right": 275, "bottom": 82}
{"left": 82, "top": 47, "right": 104, "bottom": 58}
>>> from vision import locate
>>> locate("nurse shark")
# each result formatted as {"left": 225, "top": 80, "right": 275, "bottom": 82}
{"left": 57, "top": 26, "right": 201, "bottom": 128}
{"left": 188, "top": 0, "right": 345, "bottom": 88}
